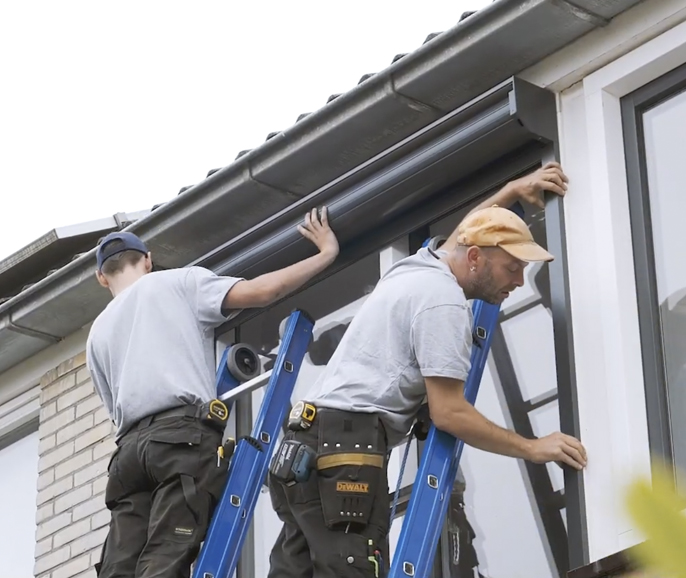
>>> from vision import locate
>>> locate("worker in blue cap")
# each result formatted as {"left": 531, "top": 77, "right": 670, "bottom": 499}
{"left": 87, "top": 208, "right": 339, "bottom": 578}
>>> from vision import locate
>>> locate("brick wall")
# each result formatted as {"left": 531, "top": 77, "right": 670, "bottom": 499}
{"left": 34, "top": 352, "right": 114, "bottom": 578}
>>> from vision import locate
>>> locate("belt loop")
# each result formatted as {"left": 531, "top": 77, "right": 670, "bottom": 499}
{"left": 184, "top": 406, "right": 196, "bottom": 420}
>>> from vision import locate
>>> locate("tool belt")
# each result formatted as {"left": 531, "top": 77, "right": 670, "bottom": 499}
{"left": 269, "top": 401, "right": 318, "bottom": 486}
{"left": 270, "top": 403, "right": 387, "bottom": 528}
{"left": 136, "top": 400, "right": 229, "bottom": 435}
{"left": 316, "top": 408, "right": 386, "bottom": 529}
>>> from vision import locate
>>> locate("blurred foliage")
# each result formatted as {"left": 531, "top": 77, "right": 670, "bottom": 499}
{"left": 624, "top": 459, "right": 686, "bottom": 578}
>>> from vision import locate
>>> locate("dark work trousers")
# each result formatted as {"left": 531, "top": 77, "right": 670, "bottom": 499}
{"left": 96, "top": 409, "right": 229, "bottom": 578}
{"left": 268, "top": 410, "right": 390, "bottom": 578}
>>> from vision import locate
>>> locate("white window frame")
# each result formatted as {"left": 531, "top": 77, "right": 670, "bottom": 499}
{"left": 556, "top": 15, "right": 686, "bottom": 562}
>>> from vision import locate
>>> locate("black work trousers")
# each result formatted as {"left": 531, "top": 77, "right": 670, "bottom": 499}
{"left": 268, "top": 409, "right": 390, "bottom": 578}
{"left": 96, "top": 409, "right": 229, "bottom": 578}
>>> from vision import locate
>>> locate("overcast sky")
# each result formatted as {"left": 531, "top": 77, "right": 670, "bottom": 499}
{"left": 0, "top": 0, "right": 492, "bottom": 262}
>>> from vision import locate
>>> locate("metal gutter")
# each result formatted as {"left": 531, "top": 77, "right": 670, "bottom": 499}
{"left": 0, "top": 0, "right": 644, "bottom": 375}
{"left": 196, "top": 78, "right": 556, "bottom": 278}
{"left": 199, "top": 78, "right": 558, "bottom": 335}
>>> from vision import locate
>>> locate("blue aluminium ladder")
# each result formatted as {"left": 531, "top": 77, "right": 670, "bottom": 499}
{"left": 390, "top": 201, "right": 525, "bottom": 578}
{"left": 388, "top": 299, "right": 500, "bottom": 577}
{"left": 193, "top": 308, "right": 315, "bottom": 578}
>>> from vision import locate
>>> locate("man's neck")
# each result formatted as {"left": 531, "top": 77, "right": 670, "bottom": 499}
{"left": 440, "top": 252, "right": 474, "bottom": 299}
{"left": 109, "top": 270, "right": 146, "bottom": 297}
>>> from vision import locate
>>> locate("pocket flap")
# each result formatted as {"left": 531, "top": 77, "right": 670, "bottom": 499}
{"left": 149, "top": 428, "right": 202, "bottom": 446}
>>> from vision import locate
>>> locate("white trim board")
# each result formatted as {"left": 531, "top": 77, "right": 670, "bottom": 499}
{"left": 556, "top": 17, "right": 686, "bottom": 562}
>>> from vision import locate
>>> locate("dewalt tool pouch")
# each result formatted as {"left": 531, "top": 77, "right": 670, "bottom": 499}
{"left": 315, "top": 410, "right": 386, "bottom": 529}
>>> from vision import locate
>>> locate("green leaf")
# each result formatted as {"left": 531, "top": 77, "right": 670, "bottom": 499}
{"left": 624, "top": 461, "right": 686, "bottom": 577}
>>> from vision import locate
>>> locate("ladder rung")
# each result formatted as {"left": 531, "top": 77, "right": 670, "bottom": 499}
{"left": 523, "top": 389, "right": 559, "bottom": 412}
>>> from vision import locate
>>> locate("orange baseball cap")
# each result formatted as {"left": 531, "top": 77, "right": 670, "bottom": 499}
{"left": 455, "top": 206, "right": 554, "bottom": 262}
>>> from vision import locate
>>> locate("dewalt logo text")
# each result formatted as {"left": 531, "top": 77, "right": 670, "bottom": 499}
{"left": 336, "top": 481, "right": 369, "bottom": 493}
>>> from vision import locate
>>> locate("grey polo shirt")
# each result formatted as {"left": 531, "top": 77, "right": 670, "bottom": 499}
{"left": 308, "top": 248, "right": 473, "bottom": 446}
{"left": 86, "top": 266, "right": 242, "bottom": 441}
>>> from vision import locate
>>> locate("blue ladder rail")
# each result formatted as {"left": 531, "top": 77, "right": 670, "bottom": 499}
{"left": 193, "top": 309, "right": 314, "bottom": 578}
{"left": 388, "top": 299, "right": 501, "bottom": 578}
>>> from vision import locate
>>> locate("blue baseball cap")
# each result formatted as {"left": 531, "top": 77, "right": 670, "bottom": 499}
{"left": 96, "top": 232, "right": 149, "bottom": 271}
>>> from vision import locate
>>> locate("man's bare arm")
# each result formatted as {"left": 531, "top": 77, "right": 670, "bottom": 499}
{"left": 225, "top": 251, "right": 336, "bottom": 309}
{"left": 425, "top": 375, "right": 587, "bottom": 470}
{"left": 223, "top": 207, "right": 339, "bottom": 310}
{"left": 467, "top": 161, "right": 569, "bottom": 216}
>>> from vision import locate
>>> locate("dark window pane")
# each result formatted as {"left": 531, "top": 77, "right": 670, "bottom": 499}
{"left": 642, "top": 89, "right": 686, "bottom": 488}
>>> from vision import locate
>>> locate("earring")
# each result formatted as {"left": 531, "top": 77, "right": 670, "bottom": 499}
{"left": 470, "top": 266, "right": 476, "bottom": 272}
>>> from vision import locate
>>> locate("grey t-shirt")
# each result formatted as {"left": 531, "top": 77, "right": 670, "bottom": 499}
{"left": 308, "top": 247, "right": 473, "bottom": 446}
{"left": 86, "top": 266, "right": 243, "bottom": 440}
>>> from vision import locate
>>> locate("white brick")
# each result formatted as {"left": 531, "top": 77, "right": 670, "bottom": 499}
{"left": 41, "top": 407, "right": 75, "bottom": 437}
{"left": 35, "top": 536, "right": 52, "bottom": 558}
{"left": 39, "top": 441, "right": 75, "bottom": 473}
{"left": 53, "top": 553, "right": 90, "bottom": 578}
{"left": 42, "top": 373, "right": 77, "bottom": 403}
{"left": 58, "top": 383, "right": 94, "bottom": 412}
{"left": 54, "top": 517, "right": 91, "bottom": 548}
{"left": 56, "top": 414, "right": 94, "bottom": 446}
{"left": 71, "top": 526, "right": 108, "bottom": 557}
{"left": 71, "top": 351, "right": 87, "bottom": 370}
{"left": 55, "top": 449, "right": 93, "bottom": 480}
{"left": 76, "top": 395, "right": 102, "bottom": 418}
{"left": 76, "top": 366, "right": 91, "bottom": 385}
{"left": 44, "top": 352, "right": 86, "bottom": 383}
{"left": 41, "top": 401, "right": 58, "bottom": 421}
{"left": 93, "top": 406, "right": 110, "bottom": 425}
{"left": 92, "top": 436, "right": 116, "bottom": 460}
{"left": 91, "top": 508, "right": 110, "bottom": 531}
{"left": 72, "top": 570, "right": 97, "bottom": 578}
{"left": 38, "top": 468, "right": 55, "bottom": 490}
{"left": 37, "top": 476, "right": 74, "bottom": 505}
{"left": 36, "top": 512, "right": 71, "bottom": 540}
{"left": 73, "top": 494, "right": 105, "bottom": 522}
{"left": 55, "top": 484, "right": 92, "bottom": 514}
{"left": 34, "top": 545, "right": 70, "bottom": 574}
{"left": 39, "top": 433, "right": 57, "bottom": 454}
{"left": 90, "top": 549, "right": 102, "bottom": 567}
{"left": 92, "top": 475, "right": 108, "bottom": 496}
{"left": 36, "top": 502, "right": 54, "bottom": 524}
{"left": 76, "top": 422, "right": 114, "bottom": 453}
{"left": 75, "top": 457, "right": 109, "bottom": 487}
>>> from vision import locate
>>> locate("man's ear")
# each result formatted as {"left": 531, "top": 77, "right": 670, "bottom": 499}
{"left": 96, "top": 269, "right": 109, "bottom": 289}
{"left": 466, "top": 246, "right": 481, "bottom": 268}
{"left": 145, "top": 252, "right": 153, "bottom": 273}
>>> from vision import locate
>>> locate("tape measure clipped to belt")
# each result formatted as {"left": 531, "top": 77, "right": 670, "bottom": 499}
{"left": 199, "top": 399, "right": 229, "bottom": 429}
{"left": 288, "top": 400, "right": 316, "bottom": 431}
